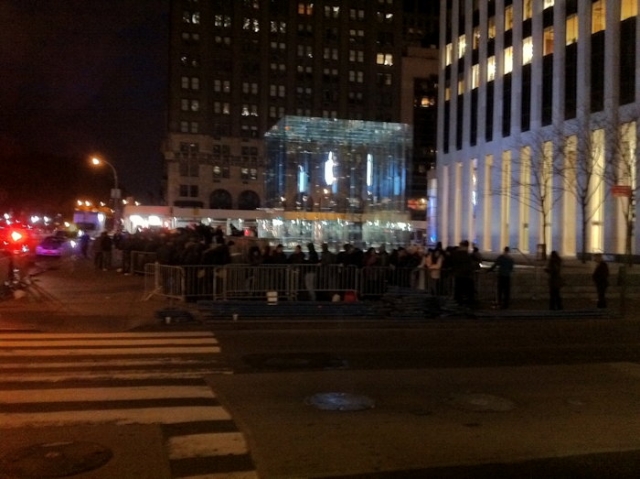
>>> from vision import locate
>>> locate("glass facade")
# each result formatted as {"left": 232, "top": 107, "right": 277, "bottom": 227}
{"left": 263, "top": 116, "right": 413, "bottom": 249}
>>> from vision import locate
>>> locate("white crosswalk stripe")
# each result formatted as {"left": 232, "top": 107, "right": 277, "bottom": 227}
{"left": 0, "top": 331, "right": 258, "bottom": 479}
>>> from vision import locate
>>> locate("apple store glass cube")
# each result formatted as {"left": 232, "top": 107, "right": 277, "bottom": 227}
{"left": 263, "top": 116, "right": 413, "bottom": 249}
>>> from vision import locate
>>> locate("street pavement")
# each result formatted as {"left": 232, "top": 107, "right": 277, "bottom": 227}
{"left": 0, "top": 255, "right": 172, "bottom": 333}
{"left": 0, "top": 257, "right": 258, "bottom": 479}
{"left": 3, "top": 256, "right": 640, "bottom": 478}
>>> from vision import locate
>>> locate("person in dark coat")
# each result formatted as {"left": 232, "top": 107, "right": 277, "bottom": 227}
{"left": 592, "top": 253, "right": 609, "bottom": 309}
{"left": 488, "top": 246, "right": 515, "bottom": 309}
{"left": 451, "top": 240, "right": 475, "bottom": 306}
{"left": 545, "top": 250, "right": 563, "bottom": 310}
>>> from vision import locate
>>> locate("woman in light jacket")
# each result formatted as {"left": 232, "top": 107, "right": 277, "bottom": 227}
{"left": 424, "top": 248, "right": 444, "bottom": 296}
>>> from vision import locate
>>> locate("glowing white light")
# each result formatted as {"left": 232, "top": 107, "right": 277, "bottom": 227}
{"left": 97, "top": 213, "right": 105, "bottom": 222}
{"left": 324, "top": 152, "right": 336, "bottom": 185}
{"left": 148, "top": 215, "right": 162, "bottom": 226}
{"left": 366, "top": 154, "right": 373, "bottom": 187}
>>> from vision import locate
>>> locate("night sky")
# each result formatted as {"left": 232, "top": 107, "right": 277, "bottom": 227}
{"left": 1, "top": 0, "right": 168, "bottom": 204}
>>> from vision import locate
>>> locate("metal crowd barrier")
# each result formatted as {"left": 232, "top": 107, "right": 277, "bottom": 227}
{"left": 143, "top": 263, "right": 184, "bottom": 301}
{"left": 142, "top": 263, "right": 459, "bottom": 303}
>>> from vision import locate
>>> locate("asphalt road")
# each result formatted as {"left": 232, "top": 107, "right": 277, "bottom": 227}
{"left": 205, "top": 320, "right": 640, "bottom": 478}
{"left": 5, "top": 256, "right": 640, "bottom": 477}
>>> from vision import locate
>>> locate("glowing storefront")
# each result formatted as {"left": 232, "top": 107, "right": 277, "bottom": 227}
{"left": 262, "top": 116, "right": 412, "bottom": 249}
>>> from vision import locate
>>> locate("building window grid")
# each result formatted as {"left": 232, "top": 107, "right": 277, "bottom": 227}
{"left": 376, "top": 53, "right": 394, "bottom": 66}
{"left": 214, "top": 15, "right": 231, "bottom": 28}
{"left": 298, "top": 2, "right": 313, "bottom": 16}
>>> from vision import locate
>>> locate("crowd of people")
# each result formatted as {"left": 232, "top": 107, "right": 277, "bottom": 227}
{"left": 79, "top": 223, "right": 612, "bottom": 309}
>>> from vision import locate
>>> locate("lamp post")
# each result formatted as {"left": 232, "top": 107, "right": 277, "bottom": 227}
{"left": 91, "top": 157, "right": 121, "bottom": 229}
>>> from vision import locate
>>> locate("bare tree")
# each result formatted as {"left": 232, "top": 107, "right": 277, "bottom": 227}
{"left": 496, "top": 131, "right": 564, "bottom": 258}
{"left": 557, "top": 121, "right": 607, "bottom": 263}
{"left": 603, "top": 108, "right": 640, "bottom": 265}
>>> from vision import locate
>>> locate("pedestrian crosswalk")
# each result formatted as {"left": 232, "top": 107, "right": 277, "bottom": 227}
{"left": 0, "top": 331, "right": 258, "bottom": 479}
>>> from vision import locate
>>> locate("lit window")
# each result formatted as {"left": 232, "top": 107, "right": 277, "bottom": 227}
{"left": 566, "top": 15, "right": 578, "bottom": 44}
{"left": 592, "top": 0, "right": 605, "bottom": 33}
{"left": 191, "top": 78, "right": 199, "bottom": 90}
{"left": 621, "top": 0, "right": 637, "bottom": 20}
{"left": 504, "top": 5, "right": 513, "bottom": 31}
{"left": 543, "top": 27, "right": 554, "bottom": 55}
{"left": 472, "top": 27, "right": 481, "bottom": 49}
{"left": 191, "top": 100, "right": 199, "bottom": 112}
{"left": 523, "top": 0, "right": 533, "bottom": 20}
{"left": 523, "top": 37, "right": 533, "bottom": 64}
{"left": 544, "top": 0, "right": 554, "bottom": 9}
{"left": 298, "top": 3, "right": 313, "bottom": 15}
{"left": 180, "top": 121, "right": 189, "bottom": 132}
{"left": 181, "top": 99, "right": 189, "bottom": 111}
{"left": 471, "top": 64, "right": 480, "bottom": 89}
{"left": 458, "top": 79, "right": 465, "bottom": 95}
{"left": 445, "top": 43, "right": 453, "bottom": 66}
{"left": 504, "top": 46, "right": 513, "bottom": 74}
{"left": 487, "top": 56, "right": 496, "bottom": 81}
{"left": 458, "top": 35, "right": 466, "bottom": 59}
{"left": 324, "top": 6, "right": 339, "bottom": 18}
{"left": 487, "top": 17, "right": 496, "bottom": 39}
{"left": 181, "top": 76, "right": 189, "bottom": 89}
{"left": 243, "top": 18, "right": 259, "bottom": 32}
{"left": 376, "top": 53, "right": 393, "bottom": 66}
{"left": 190, "top": 122, "right": 199, "bottom": 133}
{"left": 420, "top": 96, "right": 435, "bottom": 108}
{"left": 214, "top": 15, "right": 231, "bottom": 28}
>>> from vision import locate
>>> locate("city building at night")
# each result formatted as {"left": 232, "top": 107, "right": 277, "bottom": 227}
{"left": 437, "top": 0, "right": 639, "bottom": 258}
{"left": 162, "top": 0, "right": 439, "bottom": 246}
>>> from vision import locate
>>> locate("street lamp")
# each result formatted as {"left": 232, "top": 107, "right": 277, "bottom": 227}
{"left": 91, "top": 157, "right": 121, "bottom": 229}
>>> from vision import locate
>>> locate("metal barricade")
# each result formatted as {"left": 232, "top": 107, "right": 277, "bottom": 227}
{"left": 143, "top": 263, "right": 185, "bottom": 301}
{"left": 143, "top": 262, "right": 459, "bottom": 303}
{"left": 294, "top": 264, "right": 360, "bottom": 301}
{"left": 216, "top": 265, "right": 292, "bottom": 301}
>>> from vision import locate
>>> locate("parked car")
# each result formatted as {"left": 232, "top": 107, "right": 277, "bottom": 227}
{"left": 35, "top": 236, "right": 77, "bottom": 257}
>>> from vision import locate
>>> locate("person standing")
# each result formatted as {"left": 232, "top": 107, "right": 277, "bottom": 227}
{"left": 545, "top": 250, "right": 563, "bottom": 310}
{"left": 488, "top": 246, "right": 515, "bottom": 309}
{"left": 450, "top": 240, "right": 475, "bottom": 306}
{"left": 592, "top": 253, "right": 609, "bottom": 308}
{"left": 424, "top": 248, "right": 444, "bottom": 296}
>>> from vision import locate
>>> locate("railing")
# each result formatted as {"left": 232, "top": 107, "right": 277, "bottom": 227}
{"left": 143, "top": 263, "right": 184, "bottom": 301}
{"left": 142, "top": 263, "right": 457, "bottom": 302}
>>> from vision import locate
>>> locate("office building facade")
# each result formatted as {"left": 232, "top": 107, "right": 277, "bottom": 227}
{"left": 437, "top": 0, "right": 639, "bottom": 257}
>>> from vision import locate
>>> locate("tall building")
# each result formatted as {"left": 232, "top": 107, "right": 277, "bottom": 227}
{"left": 437, "top": 0, "right": 639, "bottom": 258}
{"left": 163, "top": 0, "right": 406, "bottom": 212}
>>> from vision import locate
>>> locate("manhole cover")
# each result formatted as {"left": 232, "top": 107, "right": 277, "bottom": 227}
{"left": 448, "top": 393, "right": 516, "bottom": 412}
{"left": 0, "top": 441, "right": 113, "bottom": 477}
{"left": 305, "top": 392, "right": 375, "bottom": 411}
